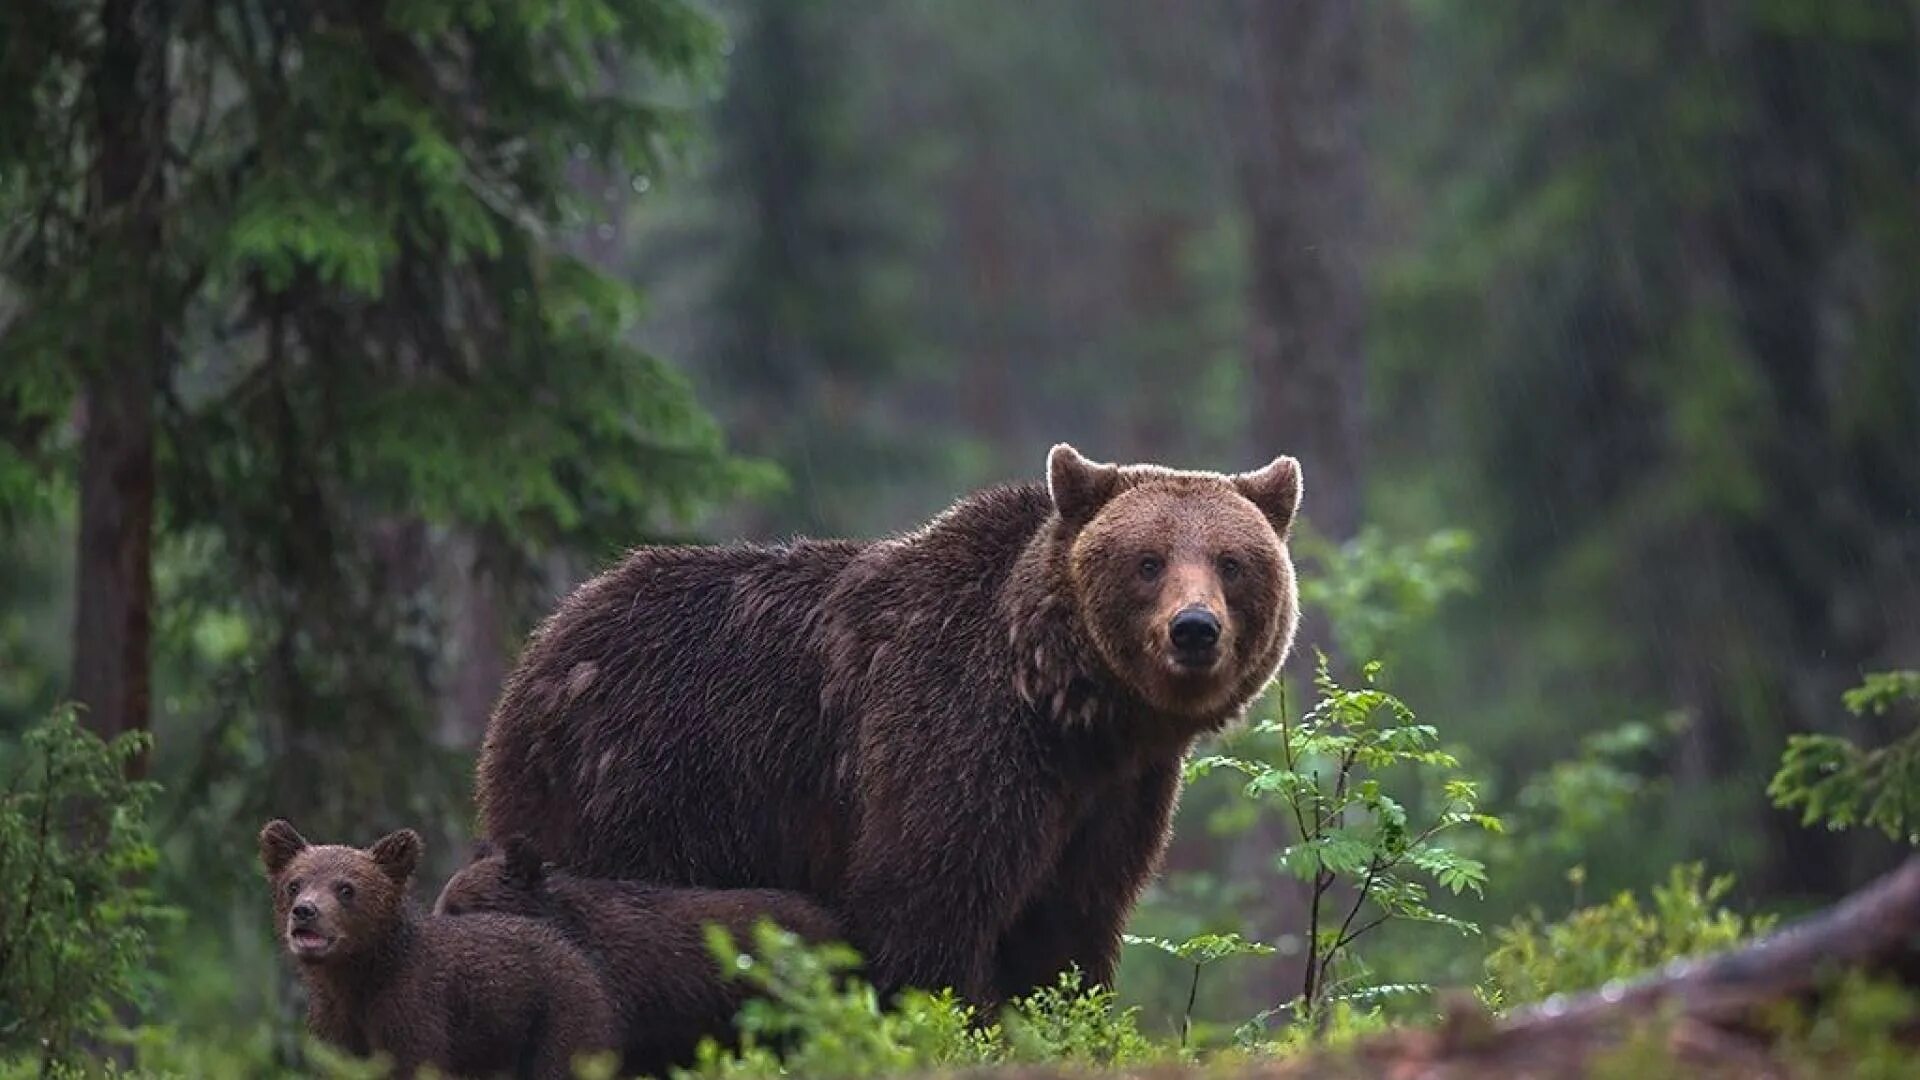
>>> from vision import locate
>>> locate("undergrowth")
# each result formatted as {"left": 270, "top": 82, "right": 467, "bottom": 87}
{"left": 6, "top": 667, "right": 1917, "bottom": 1076}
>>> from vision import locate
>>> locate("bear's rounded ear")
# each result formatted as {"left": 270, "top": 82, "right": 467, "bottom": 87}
{"left": 500, "top": 836, "right": 547, "bottom": 889}
{"left": 1235, "top": 456, "right": 1303, "bottom": 536}
{"left": 259, "top": 819, "right": 309, "bottom": 876}
{"left": 1048, "top": 443, "right": 1122, "bottom": 528}
{"left": 368, "top": 828, "right": 423, "bottom": 885}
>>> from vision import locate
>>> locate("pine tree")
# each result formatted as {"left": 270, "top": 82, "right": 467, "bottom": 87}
{"left": 0, "top": 0, "right": 763, "bottom": 817}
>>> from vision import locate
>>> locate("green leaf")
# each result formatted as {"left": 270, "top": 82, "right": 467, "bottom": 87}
{"left": 1122, "top": 932, "right": 1277, "bottom": 964}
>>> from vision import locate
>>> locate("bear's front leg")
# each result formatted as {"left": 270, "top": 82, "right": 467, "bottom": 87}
{"left": 841, "top": 756, "right": 1072, "bottom": 1009}
{"left": 993, "top": 759, "right": 1183, "bottom": 1001}
{"left": 363, "top": 1008, "right": 446, "bottom": 1080}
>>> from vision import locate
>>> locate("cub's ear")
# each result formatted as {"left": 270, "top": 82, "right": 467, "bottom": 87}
{"left": 500, "top": 836, "right": 547, "bottom": 889}
{"left": 1235, "top": 456, "right": 1303, "bottom": 535}
{"left": 259, "top": 819, "right": 309, "bottom": 876}
{"left": 1048, "top": 443, "right": 1122, "bottom": 528}
{"left": 368, "top": 828, "right": 423, "bottom": 885}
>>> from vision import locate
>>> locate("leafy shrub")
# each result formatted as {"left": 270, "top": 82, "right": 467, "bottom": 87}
{"left": 1770, "top": 671, "right": 1920, "bottom": 845}
{"left": 0, "top": 707, "right": 176, "bottom": 1067}
{"left": 682, "top": 921, "right": 1157, "bottom": 1079}
{"left": 1122, "top": 932, "right": 1274, "bottom": 1048}
{"left": 1189, "top": 656, "right": 1500, "bottom": 1027}
{"left": 999, "top": 969, "right": 1158, "bottom": 1067}
{"left": 1511, "top": 718, "right": 1673, "bottom": 864}
{"left": 1480, "top": 863, "right": 1773, "bottom": 1009}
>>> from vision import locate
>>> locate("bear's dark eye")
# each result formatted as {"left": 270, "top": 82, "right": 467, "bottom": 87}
{"left": 1218, "top": 555, "right": 1243, "bottom": 582}
{"left": 285, "top": 880, "right": 301, "bottom": 899}
{"left": 1137, "top": 555, "right": 1164, "bottom": 582}
{"left": 335, "top": 881, "right": 355, "bottom": 902}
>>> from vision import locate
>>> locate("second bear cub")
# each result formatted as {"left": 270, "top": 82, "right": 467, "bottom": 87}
{"left": 260, "top": 820, "right": 616, "bottom": 1080}
{"left": 435, "top": 838, "right": 843, "bottom": 1076}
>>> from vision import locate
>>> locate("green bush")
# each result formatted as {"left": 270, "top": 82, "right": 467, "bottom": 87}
{"left": 1189, "top": 656, "right": 1501, "bottom": 1028}
{"left": 0, "top": 707, "right": 176, "bottom": 1067}
{"left": 1480, "top": 863, "right": 1773, "bottom": 1010}
{"left": 680, "top": 921, "right": 1159, "bottom": 1079}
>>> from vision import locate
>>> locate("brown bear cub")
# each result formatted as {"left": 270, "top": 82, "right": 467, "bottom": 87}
{"left": 435, "top": 838, "right": 843, "bottom": 1077}
{"left": 259, "top": 820, "right": 616, "bottom": 1080}
{"left": 477, "top": 444, "right": 1303, "bottom": 1009}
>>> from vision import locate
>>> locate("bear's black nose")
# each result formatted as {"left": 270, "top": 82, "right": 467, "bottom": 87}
{"left": 1169, "top": 608, "right": 1221, "bottom": 655}
{"left": 292, "top": 901, "right": 318, "bottom": 923}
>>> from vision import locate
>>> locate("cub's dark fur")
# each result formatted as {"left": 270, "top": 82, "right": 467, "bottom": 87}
{"left": 435, "top": 838, "right": 843, "bottom": 1076}
{"left": 477, "top": 445, "right": 1302, "bottom": 1006}
{"left": 259, "top": 820, "right": 615, "bottom": 1079}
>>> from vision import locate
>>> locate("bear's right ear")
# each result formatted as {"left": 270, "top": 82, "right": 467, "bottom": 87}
{"left": 1235, "top": 455, "right": 1303, "bottom": 536}
{"left": 259, "top": 819, "right": 309, "bottom": 876}
{"left": 1048, "top": 443, "right": 1122, "bottom": 528}
{"left": 368, "top": 828, "right": 423, "bottom": 886}
{"left": 500, "top": 836, "right": 547, "bottom": 889}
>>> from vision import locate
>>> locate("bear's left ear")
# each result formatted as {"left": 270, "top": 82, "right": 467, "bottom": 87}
{"left": 368, "top": 828, "right": 423, "bottom": 886}
{"left": 259, "top": 819, "right": 309, "bottom": 877}
{"left": 1235, "top": 456, "right": 1303, "bottom": 536}
{"left": 1048, "top": 443, "right": 1122, "bottom": 528}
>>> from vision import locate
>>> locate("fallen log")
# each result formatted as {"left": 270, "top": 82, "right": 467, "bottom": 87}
{"left": 1273, "top": 853, "right": 1920, "bottom": 1078}
{"left": 979, "top": 856, "right": 1920, "bottom": 1079}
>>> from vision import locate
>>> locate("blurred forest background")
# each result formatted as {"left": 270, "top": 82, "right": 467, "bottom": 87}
{"left": 3, "top": 0, "right": 1918, "bottom": 1061}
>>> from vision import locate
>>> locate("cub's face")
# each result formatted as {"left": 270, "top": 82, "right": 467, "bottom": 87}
{"left": 432, "top": 839, "right": 548, "bottom": 918}
{"left": 258, "top": 820, "right": 419, "bottom": 966}
{"left": 1049, "top": 445, "right": 1301, "bottom": 720}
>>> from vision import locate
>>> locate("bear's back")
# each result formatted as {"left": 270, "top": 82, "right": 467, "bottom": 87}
{"left": 335, "top": 912, "right": 609, "bottom": 1077}
{"left": 477, "top": 484, "right": 1057, "bottom": 896}
{"left": 480, "top": 539, "right": 864, "bottom": 887}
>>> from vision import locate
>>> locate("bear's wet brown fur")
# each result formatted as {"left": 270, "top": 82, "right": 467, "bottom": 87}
{"left": 434, "top": 837, "right": 844, "bottom": 1077}
{"left": 259, "top": 820, "right": 616, "bottom": 1079}
{"left": 476, "top": 445, "right": 1301, "bottom": 1008}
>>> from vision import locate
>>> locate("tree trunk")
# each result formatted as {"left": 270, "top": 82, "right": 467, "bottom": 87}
{"left": 436, "top": 532, "right": 508, "bottom": 750}
{"left": 69, "top": 0, "right": 170, "bottom": 770}
{"left": 956, "top": 143, "right": 1021, "bottom": 469}
{"left": 1235, "top": 0, "right": 1368, "bottom": 541}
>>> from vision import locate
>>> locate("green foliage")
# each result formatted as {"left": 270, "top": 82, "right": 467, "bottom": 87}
{"left": 1479, "top": 715, "right": 1692, "bottom": 918}
{"left": 1770, "top": 671, "right": 1920, "bottom": 845}
{"left": 1481, "top": 864, "right": 1773, "bottom": 1010}
{"left": 1511, "top": 719, "right": 1670, "bottom": 863}
{"left": 998, "top": 969, "right": 1158, "bottom": 1067}
{"left": 1189, "top": 656, "right": 1501, "bottom": 1026}
{"left": 683, "top": 921, "right": 1157, "bottom": 1079}
{"left": 0, "top": 707, "right": 175, "bottom": 1066}
{"left": 1297, "top": 527, "right": 1475, "bottom": 667}
{"left": 1768, "top": 972, "right": 1920, "bottom": 1080}
{"left": 1123, "top": 932, "right": 1274, "bottom": 1048}
{"left": 1246, "top": 997, "right": 1394, "bottom": 1057}
{"left": 1124, "top": 931, "right": 1277, "bottom": 967}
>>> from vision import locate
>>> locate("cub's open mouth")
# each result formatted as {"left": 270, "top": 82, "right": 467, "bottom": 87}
{"left": 287, "top": 927, "right": 333, "bottom": 958}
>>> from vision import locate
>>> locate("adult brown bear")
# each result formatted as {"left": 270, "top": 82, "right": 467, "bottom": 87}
{"left": 476, "top": 445, "right": 1302, "bottom": 1008}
